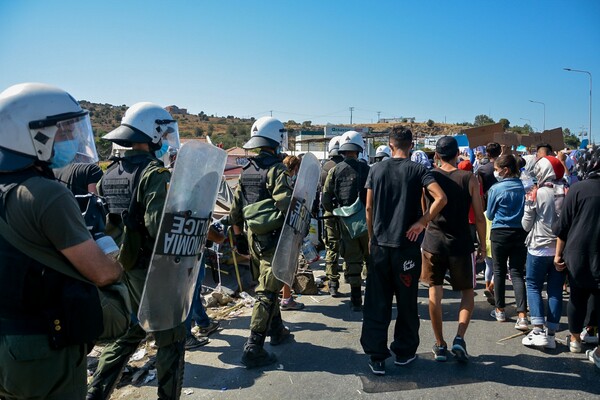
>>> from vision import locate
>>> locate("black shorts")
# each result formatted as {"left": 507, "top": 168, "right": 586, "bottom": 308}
{"left": 421, "top": 250, "right": 475, "bottom": 291}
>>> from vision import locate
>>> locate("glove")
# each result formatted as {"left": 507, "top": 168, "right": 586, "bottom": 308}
{"left": 235, "top": 234, "right": 249, "bottom": 255}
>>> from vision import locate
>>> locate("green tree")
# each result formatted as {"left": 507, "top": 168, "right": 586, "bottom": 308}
{"left": 563, "top": 127, "right": 571, "bottom": 136}
{"left": 426, "top": 119, "right": 434, "bottom": 127}
{"left": 207, "top": 124, "right": 214, "bottom": 135}
{"left": 194, "top": 126, "right": 204, "bottom": 137}
{"left": 474, "top": 114, "right": 495, "bottom": 126}
{"left": 564, "top": 134, "right": 580, "bottom": 149}
{"left": 498, "top": 118, "right": 510, "bottom": 129}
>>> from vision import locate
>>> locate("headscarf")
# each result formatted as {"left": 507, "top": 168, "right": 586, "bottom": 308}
{"left": 411, "top": 150, "right": 431, "bottom": 169}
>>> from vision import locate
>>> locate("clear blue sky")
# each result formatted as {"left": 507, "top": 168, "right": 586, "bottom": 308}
{"left": 1, "top": 0, "right": 598, "bottom": 141}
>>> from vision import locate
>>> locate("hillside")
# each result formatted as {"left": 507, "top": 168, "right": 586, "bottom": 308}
{"left": 79, "top": 100, "right": 465, "bottom": 159}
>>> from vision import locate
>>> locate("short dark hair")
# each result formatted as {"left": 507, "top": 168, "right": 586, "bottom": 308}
{"left": 486, "top": 142, "right": 501, "bottom": 158}
{"left": 389, "top": 126, "right": 412, "bottom": 150}
{"left": 495, "top": 154, "right": 519, "bottom": 177}
{"left": 536, "top": 143, "right": 553, "bottom": 153}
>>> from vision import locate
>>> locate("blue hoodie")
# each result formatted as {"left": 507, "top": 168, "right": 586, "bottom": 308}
{"left": 485, "top": 177, "right": 525, "bottom": 229}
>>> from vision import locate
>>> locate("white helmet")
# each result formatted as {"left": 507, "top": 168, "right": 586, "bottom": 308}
{"left": 338, "top": 130, "right": 364, "bottom": 153}
{"left": 375, "top": 145, "right": 391, "bottom": 159}
{"left": 103, "top": 102, "right": 180, "bottom": 151}
{"left": 0, "top": 82, "right": 98, "bottom": 171}
{"left": 328, "top": 136, "right": 341, "bottom": 156}
{"left": 244, "top": 116, "right": 286, "bottom": 150}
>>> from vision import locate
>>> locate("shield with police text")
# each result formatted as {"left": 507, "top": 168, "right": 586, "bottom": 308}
{"left": 138, "top": 141, "right": 227, "bottom": 332}
{"left": 272, "top": 152, "right": 320, "bottom": 286}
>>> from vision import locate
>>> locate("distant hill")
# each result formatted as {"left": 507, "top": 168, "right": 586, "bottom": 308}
{"left": 79, "top": 100, "right": 465, "bottom": 159}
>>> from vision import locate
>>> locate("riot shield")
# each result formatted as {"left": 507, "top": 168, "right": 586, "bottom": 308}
{"left": 272, "top": 152, "right": 320, "bottom": 286}
{"left": 138, "top": 141, "right": 227, "bottom": 332}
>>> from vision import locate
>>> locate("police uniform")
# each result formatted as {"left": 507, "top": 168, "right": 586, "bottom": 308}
{"left": 322, "top": 157, "right": 370, "bottom": 309}
{"left": 88, "top": 150, "right": 186, "bottom": 400}
{"left": 230, "top": 150, "right": 293, "bottom": 366}
{"left": 320, "top": 154, "right": 344, "bottom": 292}
{"left": 0, "top": 169, "right": 93, "bottom": 400}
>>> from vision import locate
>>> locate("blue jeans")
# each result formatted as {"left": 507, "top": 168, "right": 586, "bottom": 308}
{"left": 185, "top": 256, "right": 210, "bottom": 334}
{"left": 526, "top": 253, "right": 565, "bottom": 331}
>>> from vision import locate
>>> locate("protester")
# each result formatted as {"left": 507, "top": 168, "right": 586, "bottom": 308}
{"left": 521, "top": 156, "right": 566, "bottom": 349}
{"left": 0, "top": 83, "right": 122, "bottom": 400}
{"left": 553, "top": 145, "right": 600, "bottom": 369}
{"left": 422, "top": 137, "right": 485, "bottom": 363}
{"left": 360, "top": 126, "right": 446, "bottom": 375}
{"left": 54, "top": 162, "right": 103, "bottom": 195}
{"left": 89, "top": 102, "right": 186, "bottom": 400}
{"left": 320, "top": 137, "right": 344, "bottom": 296}
{"left": 486, "top": 154, "right": 528, "bottom": 330}
{"left": 411, "top": 149, "right": 432, "bottom": 169}
{"left": 230, "top": 117, "right": 293, "bottom": 368}
{"left": 476, "top": 143, "right": 501, "bottom": 301}
{"left": 322, "top": 130, "right": 370, "bottom": 311}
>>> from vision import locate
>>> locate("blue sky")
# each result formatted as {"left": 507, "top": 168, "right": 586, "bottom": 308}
{"left": 1, "top": 1, "right": 598, "bottom": 141}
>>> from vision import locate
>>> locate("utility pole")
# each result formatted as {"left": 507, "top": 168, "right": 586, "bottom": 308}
{"left": 270, "top": 110, "right": 273, "bottom": 117}
{"left": 349, "top": 107, "right": 354, "bottom": 125}
{"left": 377, "top": 111, "right": 381, "bottom": 122}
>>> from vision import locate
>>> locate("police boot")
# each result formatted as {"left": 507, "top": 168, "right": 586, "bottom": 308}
{"left": 268, "top": 313, "right": 292, "bottom": 346}
{"left": 241, "top": 331, "right": 277, "bottom": 369}
{"left": 328, "top": 279, "right": 340, "bottom": 297}
{"left": 350, "top": 286, "right": 363, "bottom": 312}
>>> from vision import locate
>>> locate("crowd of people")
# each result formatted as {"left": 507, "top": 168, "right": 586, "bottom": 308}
{"left": 0, "top": 82, "right": 598, "bottom": 399}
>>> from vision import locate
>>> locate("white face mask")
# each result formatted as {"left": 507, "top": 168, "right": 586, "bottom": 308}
{"left": 494, "top": 170, "right": 504, "bottom": 182}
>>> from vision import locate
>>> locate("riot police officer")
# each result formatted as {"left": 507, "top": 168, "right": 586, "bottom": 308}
{"left": 320, "top": 136, "right": 344, "bottom": 296}
{"left": 322, "top": 130, "right": 370, "bottom": 311}
{"left": 88, "top": 102, "right": 186, "bottom": 400}
{"left": 230, "top": 116, "right": 293, "bottom": 368}
{"left": 0, "top": 83, "right": 123, "bottom": 400}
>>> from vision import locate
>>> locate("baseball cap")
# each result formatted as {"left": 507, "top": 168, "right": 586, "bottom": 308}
{"left": 436, "top": 136, "right": 459, "bottom": 158}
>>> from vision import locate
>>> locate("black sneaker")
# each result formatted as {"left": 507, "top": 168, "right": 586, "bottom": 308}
{"left": 368, "top": 359, "right": 385, "bottom": 375}
{"left": 185, "top": 335, "right": 209, "bottom": 350}
{"left": 451, "top": 336, "right": 469, "bottom": 362}
{"left": 432, "top": 343, "right": 448, "bottom": 362}
{"left": 394, "top": 354, "right": 417, "bottom": 366}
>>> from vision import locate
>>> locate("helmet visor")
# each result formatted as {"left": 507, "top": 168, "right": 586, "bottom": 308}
{"left": 54, "top": 113, "right": 98, "bottom": 163}
{"left": 160, "top": 120, "right": 180, "bottom": 150}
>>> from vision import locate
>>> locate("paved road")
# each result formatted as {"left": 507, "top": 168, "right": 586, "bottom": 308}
{"left": 111, "top": 258, "right": 599, "bottom": 399}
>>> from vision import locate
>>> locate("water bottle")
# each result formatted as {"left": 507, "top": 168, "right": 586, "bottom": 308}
{"left": 301, "top": 237, "right": 318, "bottom": 263}
{"left": 520, "top": 169, "right": 534, "bottom": 193}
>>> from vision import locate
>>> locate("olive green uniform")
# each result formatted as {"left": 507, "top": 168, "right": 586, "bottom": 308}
{"left": 320, "top": 156, "right": 343, "bottom": 283}
{"left": 0, "top": 172, "right": 92, "bottom": 400}
{"left": 322, "top": 158, "right": 370, "bottom": 299}
{"left": 230, "top": 152, "right": 293, "bottom": 335}
{"left": 88, "top": 151, "right": 186, "bottom": 400}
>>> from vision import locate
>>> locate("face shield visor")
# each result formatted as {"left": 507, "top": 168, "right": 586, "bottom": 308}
{"left": 29, "top": 111, "right": 98, "bottom": 167}
{"left": 157, "top": 119, "right": 180, "bottom": 150}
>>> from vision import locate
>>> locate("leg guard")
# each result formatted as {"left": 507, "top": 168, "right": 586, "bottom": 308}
{"left": 156, "top": 339, "right": 185, "bottom": 400}
{"left": 241, "top": 331, "right": 277, "bottom": 369}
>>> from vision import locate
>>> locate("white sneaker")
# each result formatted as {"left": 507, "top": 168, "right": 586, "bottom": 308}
{"left": 522, "top": 329, "right": 549, "bottom": 347}
{"left": 581, "top": 328, "right": 599, "bottom": 344}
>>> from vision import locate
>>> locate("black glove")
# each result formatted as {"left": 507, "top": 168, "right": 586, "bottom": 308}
{"left": 235, "top": 234, "right": 249, "bottom": 255}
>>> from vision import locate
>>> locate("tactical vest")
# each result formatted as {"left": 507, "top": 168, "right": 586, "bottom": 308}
{"left": 320, "top": 156, "right": 343, "bottom": 187}
{"left": 334, "top": 160, "right": 369, "bottom": 207}
{"left": 240, "top": 155, "right": 280, "bottom": 206}
{"left": 0, "top": 170, "right": 100, "bottom": 341}
{"left": 101, "top": 154, "right": 155, "bottom": 216}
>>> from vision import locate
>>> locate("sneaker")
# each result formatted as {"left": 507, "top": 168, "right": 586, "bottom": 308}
{"left": 522, "top": 329, "right": 549, "bottom": 347}
{"left": 185, "top": 335, "right": 209, "bottom": 350}
{"left": 368, "top": 359, "right": 385, "bottom": 375}
{"left": 328, "top": 281, "right": 340, "bottom": 297}
{"left": 581, "top": 327, "right": 599, "bottom": 344}
{"left": 451, "top": 336, "right": 469, "bottom": 362}
{"left": 394, "top": 354, "right": 417, "bottom": 366}
{"left": 280, "top": 298, "right": 305, "bottom": 311}
{"left": 432, "top": 343, "right": 448, "bottom": 362}
{"left": 514, "top": 317, "right": 529, "bottom": 331}
{"left": 483, "top": 289, "right": 495, "bottom": 306}
{"left": 195, "top": 320, "right": 220, "bottom": 337}
{"left": 569, "top": 336, "right": 582, "bottom": 353}
{"left": 490, "top": 309, "right": 506, "bottom": 322}
{"left": 586, "top": 349, "right": 600, "bottom": 370}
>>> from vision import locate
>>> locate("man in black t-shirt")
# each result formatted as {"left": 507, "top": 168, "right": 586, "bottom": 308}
{"left": 360, "top": 126, "right": 446, "bottom": 376}
{"left": 54, "top": 162, "right": 103, "bottom": 196}
{"left": 421, "top": 136, "right": 487, "bottom": 363}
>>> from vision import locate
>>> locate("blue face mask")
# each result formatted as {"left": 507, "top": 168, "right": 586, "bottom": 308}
{"left": 155, "top": 141, "right": 169, "bottom": 159}
{"left": 50, "top": 139, "right": 78, "bottom": 169}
